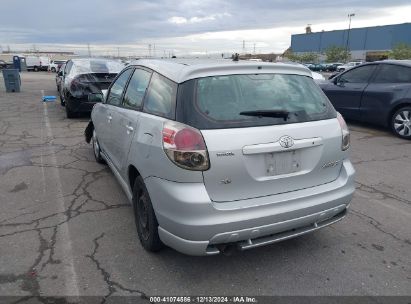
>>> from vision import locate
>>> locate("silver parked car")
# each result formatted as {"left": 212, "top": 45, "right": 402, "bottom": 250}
{"left": 85, "top": 59, "right": 355, "bottom": 256}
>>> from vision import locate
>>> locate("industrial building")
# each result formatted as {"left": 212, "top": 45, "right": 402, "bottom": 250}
{"left": 291, "top": 22, "right": 411, "bottom": 61}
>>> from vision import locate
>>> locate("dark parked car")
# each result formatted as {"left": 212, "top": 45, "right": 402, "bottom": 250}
{"left": 0, "top": 60, "right": 8, "bottom": 69}
{"left": 60, "top": 58, "right": 124, "bottom": 118}
{"left": 319, "top": 60, "right": 411, "bottom": 139}
{"left": 308, "top": 63, "right": 327, "bottom": 72}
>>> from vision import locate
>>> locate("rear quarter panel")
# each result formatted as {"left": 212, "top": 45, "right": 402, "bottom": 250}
{"left": 126, "top": 113, "right": 204, "bottom": 184}
{"left": 361, "top": 83, "right": 411, "bottom": 126}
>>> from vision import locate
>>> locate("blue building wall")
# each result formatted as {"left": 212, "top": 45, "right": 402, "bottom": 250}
{"left": 291, "top": 23, "right": 411, "bottom": 52}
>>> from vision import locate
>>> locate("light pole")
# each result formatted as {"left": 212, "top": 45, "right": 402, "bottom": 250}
{"left": 345, "top": 13, "right": 355, "bottom": 56}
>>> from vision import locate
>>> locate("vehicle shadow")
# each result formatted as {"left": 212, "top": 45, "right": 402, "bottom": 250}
{"left": 346, "top": 120, "right": 393, "bottom": 137}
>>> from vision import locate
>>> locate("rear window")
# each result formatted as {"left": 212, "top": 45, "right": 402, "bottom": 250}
{"left": 373, "top": 64, "right": 411, "bottom": 83}
{"left": 70, "top": 60, "right": 124, "bottom": 75}
{"left": 176, "top": 74, "right": 336, "bottom": 129}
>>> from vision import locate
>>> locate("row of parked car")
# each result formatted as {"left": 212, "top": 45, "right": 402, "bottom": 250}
{"left": 305, "top": 61, "right": 363, "bottom": 72}
{"left": 57, "top": 58, "right": 411, "bottom": 140}
{"left": 50, "top": 56, "right": 410, "bottom": 256}
{"left": 0, "top": 57, "right": 67, "bottom": 72}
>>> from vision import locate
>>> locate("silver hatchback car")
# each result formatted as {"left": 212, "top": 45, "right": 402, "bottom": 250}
{"left": 85, "top": 59, "right": 355, "bottom": 256}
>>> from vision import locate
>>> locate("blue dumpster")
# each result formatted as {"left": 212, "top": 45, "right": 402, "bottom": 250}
{"left": 13, "top": 56, "right": 21, "bottom": 72}
{"left": 2, "top": 69, "right": 21, "bottom": 92}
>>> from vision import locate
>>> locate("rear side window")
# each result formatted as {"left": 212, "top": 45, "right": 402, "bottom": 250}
{"left": 373, "top": 64, "right": 411, "bottom": 83}
{"left": 65, "top": 61, "right": 73, "bottom": 75}
{"left": 143, "top": 72, "right": 177, "bottom": 119}
{"left": 106, "top": 69, "right": 133, "bottom": 106}
{"left": 339, "top": 65, "right": 376, "bottom": 83}
{"left": 123, "top": 68, "right": 152, "bottom": 110}
{"left": 177, "top": 74, "right": 336, "bottom": 129}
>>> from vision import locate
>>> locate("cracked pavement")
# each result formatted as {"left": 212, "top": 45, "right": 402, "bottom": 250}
{"left": 0, "top": 72, "right": 410, "bottom": 301}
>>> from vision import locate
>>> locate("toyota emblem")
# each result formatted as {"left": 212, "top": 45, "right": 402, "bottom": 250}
{"left": 279, "top": 135, "right": 294, "bottom": 148}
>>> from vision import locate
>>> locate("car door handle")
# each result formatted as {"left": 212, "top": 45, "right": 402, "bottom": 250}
{"left": 125, "top": 125, "right": 134, "bottom": 134}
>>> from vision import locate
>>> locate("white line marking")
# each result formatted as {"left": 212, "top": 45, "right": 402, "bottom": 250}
{"left": 42, "top": 101, "right": 80, "bottom": 296}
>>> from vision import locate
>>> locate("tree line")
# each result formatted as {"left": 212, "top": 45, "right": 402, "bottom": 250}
{"left": 284, "top": 43, "right": 411, "bottom": 63}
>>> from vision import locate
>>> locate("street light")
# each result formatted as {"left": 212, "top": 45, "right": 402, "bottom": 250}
{"left": 345, "top": 13, "right": 355, "bottom": 55}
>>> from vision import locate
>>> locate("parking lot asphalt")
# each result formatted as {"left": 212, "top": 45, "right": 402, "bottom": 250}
{"left": 0, "top": 72, "right": 410, "bottom": 299}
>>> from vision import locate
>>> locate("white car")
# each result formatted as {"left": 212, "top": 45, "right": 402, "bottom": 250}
{"left": 336, "top": 61, "right": 363, "bottom": 72}
{"left": 49, "top": 60, "right": 67, "bottom": 72}
{"left": 25, "top": 56, "right": 50, "bottom": 71}
{"left": 311, "top": 71, "right": 325, "bottom": 81}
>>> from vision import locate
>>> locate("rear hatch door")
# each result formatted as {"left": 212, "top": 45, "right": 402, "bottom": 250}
{"left": 77, "top": 73, "right": 118, "bottom": 92}
{"left": 201, "top": 119, "right": 344, "bottom": 202}
{"left": 178, "top": 72, "right": 343, "bottom": 202}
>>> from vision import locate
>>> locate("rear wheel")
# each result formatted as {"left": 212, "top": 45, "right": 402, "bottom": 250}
{"left": 92, "top": 130, "right": 105, "bottom": 164}
{"left": 51, "top": 67, "right": 56, "bottom": 72}
{"left": 33, "top": 66, "right": 39, "bottom": 72}
{"left": 391, "top": 106, "right": 411, "bottom": 139}
{"left": 59, "top": 93, "right": 65, "bottom": 106}
{"left": 132, "top": 176, "right": 163, "bottom": 252}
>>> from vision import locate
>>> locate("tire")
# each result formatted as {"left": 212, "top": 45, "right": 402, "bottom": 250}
{"left": 132, "top": 176, "right": 163, "bottom": 252}
{"left": 51, "top": 67, "right": 56, "bottom": 72}
{"left": 92, "top": 129, "right": 105, "bottom": 164}
{"left": 34, "top": 66, "right": 39, "bottom": 72}
{"left": 59, "top": 93, "right": 65, "bottom": 107}
{"left": 65, "top": 104, "right": 75, "bottom": 118}
{"left": 391, "top": 106, "right": 411, "bottom": 139}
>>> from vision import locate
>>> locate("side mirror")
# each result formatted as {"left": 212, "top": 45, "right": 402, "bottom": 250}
{"left": 88, "top": 93, "right": 104, "bottom": 103}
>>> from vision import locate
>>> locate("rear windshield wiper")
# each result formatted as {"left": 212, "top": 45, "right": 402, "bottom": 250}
{"left": 239, "top": 110, "right": 290, "bottom": 120}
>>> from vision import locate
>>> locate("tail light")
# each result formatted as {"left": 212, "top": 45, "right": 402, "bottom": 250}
{"left": 70, "top": 77, "right": 82, "bottom": 92}
{"left": 162, "top": 121, "right": 209, "bottom": 171}
{"left": 337, "top": 112, "right": 350, "bottom": 151}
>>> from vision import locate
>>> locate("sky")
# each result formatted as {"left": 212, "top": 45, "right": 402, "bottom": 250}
{"left": 0, "top": 0, "right": 410, "bottom": 57}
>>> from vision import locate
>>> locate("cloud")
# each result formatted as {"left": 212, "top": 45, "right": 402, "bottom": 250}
{"left": 0, "top": 0, "right": 410, "bottom": 55}
{"left": 168, "top": 13, "right": 231, "bottom": 25}
{"left": 168, "top": 17, "right": 188, "bottom": 24}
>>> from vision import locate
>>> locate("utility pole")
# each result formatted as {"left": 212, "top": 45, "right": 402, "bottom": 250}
{"left": 148, "top": 44, "right": 152, "bottom": 57}
{"left": 153, "top": 44, "right": 156, "bottom": 57}
{"left": 117, "top": 47, "right": 120, "bottom": 58}
{"left": 242, "top": 40, "right": 245, "bottom": 54}
{"left": 87, "top": 43, "right": 91, "bottom": 57}
{"left": 253, "top": 43, "right": 256, "bottom": 54}
{"left": 345, "top": 13, "right": 355, "bottom": 55}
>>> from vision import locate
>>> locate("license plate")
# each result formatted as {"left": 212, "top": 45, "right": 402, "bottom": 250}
{"left": 265, "top": 150, "right": 301, "bottom": 176}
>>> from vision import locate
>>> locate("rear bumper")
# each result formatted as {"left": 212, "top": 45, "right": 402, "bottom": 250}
{"left": 145, "top": 159, "right": 355, "bottom": 256}
{"left": 66, "top": 96, "right": 96, "bottom": 113}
